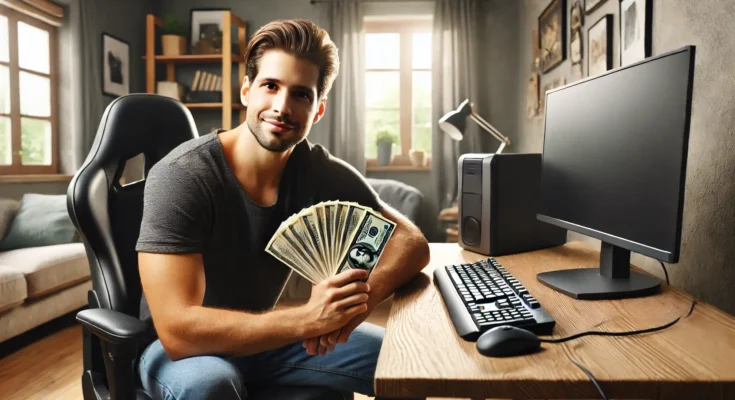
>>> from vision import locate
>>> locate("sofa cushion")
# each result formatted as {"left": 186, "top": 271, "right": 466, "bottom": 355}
{"left": 0, "top": 194, "right": 79, "bottom": 252}
{"left": 0, "top": 198, "right": 20, "bottom": 242}
{"left": 0, "top": 243, "right": 89, "bottom": 299}
{"left": 0, "top": 267, "right": 27, "bottom": 313}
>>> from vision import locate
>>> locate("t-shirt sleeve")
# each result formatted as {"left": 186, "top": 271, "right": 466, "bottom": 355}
{"left": 135, "top": 161, "right": 210, "bottom": 254}
{"left": 319, "top": 153, "right": 383, "bottom": 212}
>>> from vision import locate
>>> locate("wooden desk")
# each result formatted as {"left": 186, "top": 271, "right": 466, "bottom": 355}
{"left": 375, "top": 242, "right": 735, "bottom": 399}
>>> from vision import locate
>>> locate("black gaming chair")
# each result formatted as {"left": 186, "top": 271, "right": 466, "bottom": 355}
{"left": 67, "top": 94, "right": 353, "bottom": 400}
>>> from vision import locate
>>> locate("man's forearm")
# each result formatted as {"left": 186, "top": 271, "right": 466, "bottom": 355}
{"left": 366, "top": 225, "right": 430, "bottom": 307}
{"left": 161, "top": 304, "right": 310, "bottom": 360}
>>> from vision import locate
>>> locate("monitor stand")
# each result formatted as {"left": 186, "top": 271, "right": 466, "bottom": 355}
{"left": 536, "top": 242, "right": 661, "bottom": 300}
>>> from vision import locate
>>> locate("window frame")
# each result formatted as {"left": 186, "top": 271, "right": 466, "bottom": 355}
{"left": 0, "top": 3, "right": 59, "bottom": 175}
{"left": 364, "top": 18, "right": 431, "bottom": 168}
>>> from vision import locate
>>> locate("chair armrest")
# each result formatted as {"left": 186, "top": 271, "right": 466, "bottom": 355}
{"left": 76, "top": 308, "right": 150, "bottom": 345}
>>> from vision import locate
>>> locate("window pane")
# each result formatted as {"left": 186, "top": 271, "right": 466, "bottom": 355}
{"left": 0, "top": 15, "right": 8, "bottom": 63}
{"left": 412, "top": 32, "right": 431, "bottom": 69}
{"left": 20, "top": 72, "right": 50, "bottom": 117}
{"left": 365, "top": 109, "right": 400, "bottom": 159}
{"left": 0, "top": 65, "right": 8, "bottom": 113}
{"left": 18, "top": 22, "right": 50, "bottom": 74}
{"left": 412, "top": 108, "right": 432, "bottom": 154}
{"left": 366, "top": 33, "right": 399, "bottom": 69}
{"left": 412, "top": 71, "right": 431, "bottom": 109}
{"left": 0, "top": 116, "right": 10, "bottom": 165}
{"left": 21, "top": 117, "right": 52, "bottom": 165}
{"left": 366, "top": 71, "right": 399, "bottom": 108}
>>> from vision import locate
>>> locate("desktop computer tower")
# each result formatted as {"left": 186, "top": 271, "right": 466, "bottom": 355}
{"left": 457, "top": 153, "right": 567, "bottom": 256}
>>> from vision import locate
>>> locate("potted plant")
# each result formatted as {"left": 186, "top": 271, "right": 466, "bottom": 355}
{"left": 376, "top": 129, "right": 398, "bottom": 166}
{"left": 161, "top": 14, "right": 187, "bottom": 56}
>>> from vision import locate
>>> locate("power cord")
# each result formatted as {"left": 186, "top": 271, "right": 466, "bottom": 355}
{"left": 548, "top": 299, "right": 696, "bottom": 400}
{"left": 659, "top": 261, "right": 670, "bottom": 285}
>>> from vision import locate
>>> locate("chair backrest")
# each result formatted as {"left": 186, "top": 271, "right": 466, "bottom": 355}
{"left": 67, "top": 94, "right": 199, "bottom": 318}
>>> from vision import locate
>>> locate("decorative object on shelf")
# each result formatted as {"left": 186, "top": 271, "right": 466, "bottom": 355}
{"left": 190, "top": 8, "right": 229, "bottom": 54}
{"left": 101, "top": 33, "right": 129, "bottom": 97}
{"left": 538, "top": 76, "right": 566, "bottom": 116}
{"left": 588, "top": 14, "right": 613, "bottom": 77}
{"left": 620, "top": 0, "right": 652, "bottom": 66}
{"left": 570, "top": 28, "right": 583, "bottom": 65}
{"left": 409, "top": 149, "right": 426, "bottom": 167}
{"left": 538, "top": 0, "right": 566, "bottom": 73}
{"left": 527, "top": 73, "right": 539, "bottom": 119}
{"left": 376, "top": 129, "right": 398, "bottom": 167}
{"left": 156, "top": 81, "right": 185, "bottom": 101}
{"left": 161, "top": 14, "right": 187, "bottom": 56}
{"left": 185, "top": 70, "right": 224, "bottom": 102}
{"left": 585, "top": 0, "right": 608, "bottom": 14}
{"left": 571, "top": 0, "right": 584, "bottom": 29}
{"left": 439, "top": 99, "right": 511, "bottom": 154}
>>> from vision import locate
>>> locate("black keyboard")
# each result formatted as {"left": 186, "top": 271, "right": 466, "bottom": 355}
{"left": 434, "top": 257, "right": 555, "bottom": 341}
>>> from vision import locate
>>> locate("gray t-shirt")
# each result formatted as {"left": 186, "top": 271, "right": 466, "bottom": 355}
{"left": 135, "top": 131, "right": 381, "bottom": 322}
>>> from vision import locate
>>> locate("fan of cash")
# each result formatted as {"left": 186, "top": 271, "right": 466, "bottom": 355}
{"left": 266, "top": 201, "right": 397, "bottom": 284}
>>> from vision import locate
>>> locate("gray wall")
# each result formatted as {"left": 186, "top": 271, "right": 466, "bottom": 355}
{"left": 515, "top": 0, "right": 735, "bottom": 315}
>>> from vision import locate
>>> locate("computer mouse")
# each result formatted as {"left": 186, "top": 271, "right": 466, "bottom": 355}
{"left": 476, "top": 325, "right": 542, "bottom": 357}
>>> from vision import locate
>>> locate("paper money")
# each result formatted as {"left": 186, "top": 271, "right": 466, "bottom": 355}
{"left": 265, "top": 201, "right": 397, "bottom": 283}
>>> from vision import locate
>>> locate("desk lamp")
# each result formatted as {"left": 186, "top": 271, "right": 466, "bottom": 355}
{"left": 438, "top": 99, "right": 510, "bottom": 153}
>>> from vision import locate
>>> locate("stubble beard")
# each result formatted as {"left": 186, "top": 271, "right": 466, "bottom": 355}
{"left": 246, "top": 112, "right": 306, "bottom": 153}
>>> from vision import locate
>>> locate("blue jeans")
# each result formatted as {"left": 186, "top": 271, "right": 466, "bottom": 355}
{"left": 138, "top": 322, "right": 421, "bottom": 400}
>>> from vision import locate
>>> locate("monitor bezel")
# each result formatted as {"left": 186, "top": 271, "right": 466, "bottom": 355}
{"left": 537, "top": 45, "right": 696, "bottom": 264}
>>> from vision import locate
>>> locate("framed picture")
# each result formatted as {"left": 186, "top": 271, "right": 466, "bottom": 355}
{"left": 585, "top": 0, "right": 608, "bottom": 14}
{"left": 571, "top": 0, "right": 584, "bottom": 29}
{"left": 101, "top": 33, "right": 130, "bottom": 97}
{"left": 570, "top": 28, "right": 583, "bottom": 65}
{"left": 588, "top": 14, "right": 613, "bottom": 77}
{"left": 620, "top": 0, "right": 652, "bottom": 66}
{"left": 527, "top": 73, "right": 539, "bottom": 119}
{"left": 538, "top": 0, "right": 567, "bottom": 73}
{"left": 538, "top": 76, "right": 566, "bottom": 116}
{"left": 190, "top": 8, "right": 230, "bottom": 52}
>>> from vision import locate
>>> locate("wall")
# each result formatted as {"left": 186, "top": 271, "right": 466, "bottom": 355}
{"left": 515, "top": 0, "right": 735, "bottom": 315}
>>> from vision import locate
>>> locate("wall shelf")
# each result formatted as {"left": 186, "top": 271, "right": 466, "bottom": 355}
{"left": 144, "top": 12, "right": 247, "bottom": 129}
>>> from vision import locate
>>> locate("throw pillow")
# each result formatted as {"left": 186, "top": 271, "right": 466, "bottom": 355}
{"left": 0, "top": 199, "right": 20, "bottom": 241}
{"left": 0, "top": 194, "right": 79, "bottom": 251}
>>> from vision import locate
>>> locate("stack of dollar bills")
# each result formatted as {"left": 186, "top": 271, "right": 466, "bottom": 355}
{"left": 266, "top": 201, "right": 397, "bottom": 284}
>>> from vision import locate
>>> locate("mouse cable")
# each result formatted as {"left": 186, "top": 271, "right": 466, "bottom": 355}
{"left": 539, "top": 298, "right": 696, "bottom": 344}
{"left": 659, "top": 261, "right": 670, "bottom": 285}
{"left": 567, "top": 356, "right": 609, "bottom": 400}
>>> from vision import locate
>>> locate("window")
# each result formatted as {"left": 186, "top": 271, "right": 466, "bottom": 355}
{"left": 364, "top": 19, "right": 431, "bottom": 167}
{"left": 0, "top": 4, "right": 58, "bottom": 174}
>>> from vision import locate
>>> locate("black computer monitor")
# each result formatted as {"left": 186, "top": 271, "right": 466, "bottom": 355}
{"left": 536, "top": 46, "right": 696, "bottom": 300}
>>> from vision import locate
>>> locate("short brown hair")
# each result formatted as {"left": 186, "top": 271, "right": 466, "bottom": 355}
{"left": 244, "top": 19, "right": 339, "bottom": 100}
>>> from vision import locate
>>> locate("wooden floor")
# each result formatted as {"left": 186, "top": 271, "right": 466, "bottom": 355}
{"left": 0, "top": 301, "right": 465, "bottom": 400}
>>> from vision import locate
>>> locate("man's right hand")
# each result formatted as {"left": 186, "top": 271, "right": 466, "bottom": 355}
{"left": 301, "top": 269, "right": 370, "bottom": 337}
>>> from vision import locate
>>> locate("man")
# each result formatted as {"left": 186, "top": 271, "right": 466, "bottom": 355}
{"left": 136, "top": 18, "right": 430, "bottom": 400}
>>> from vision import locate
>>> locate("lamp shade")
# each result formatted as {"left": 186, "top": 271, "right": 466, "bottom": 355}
{"left": 438, "top": 99, "right": 472, "bottom": 141}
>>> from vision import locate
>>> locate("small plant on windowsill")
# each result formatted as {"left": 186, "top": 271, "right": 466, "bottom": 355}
{"left": 161, "top": 14, "right": 187, "bottom": 56}
{"left": 376, "top": 129, "right": 398, "bottom": 166}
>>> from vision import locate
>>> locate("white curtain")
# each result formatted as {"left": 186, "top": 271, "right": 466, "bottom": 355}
{"left": 326, "top": 0, "right": 367, "bottom": 174}
{"left": 431, "top": 0, "right": 485, "bottom": 210}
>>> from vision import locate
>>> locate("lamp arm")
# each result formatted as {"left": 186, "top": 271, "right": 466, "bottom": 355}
{"left": 469, "top": 113, "right": 511, "bottom": 145}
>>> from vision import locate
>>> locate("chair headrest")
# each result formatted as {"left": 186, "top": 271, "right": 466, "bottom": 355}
{"left": 81, "top": 93, "right": 199, "bottom": 179}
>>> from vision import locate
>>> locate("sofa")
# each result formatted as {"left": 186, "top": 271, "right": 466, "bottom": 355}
{"left": 0, "top": 197, "right": 91, "bottom": 343}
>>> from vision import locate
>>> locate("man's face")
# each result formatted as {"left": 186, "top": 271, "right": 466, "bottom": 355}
{"left": 351, "top": 248, "right": 371, "bottom": 266}
{"left": 242, "top": 49, "right": 326, "bottom": 153}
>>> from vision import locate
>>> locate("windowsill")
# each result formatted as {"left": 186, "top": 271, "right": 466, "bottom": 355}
{"left": 366, "top": 165, "right": 431, "bottom": 172}
{"left": 0, "top": 174, "right": 73, "bottom": 183}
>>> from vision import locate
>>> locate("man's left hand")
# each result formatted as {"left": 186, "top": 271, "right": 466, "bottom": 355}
{"left": 303, "top": 301, "right": 375, "bottom": 355}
